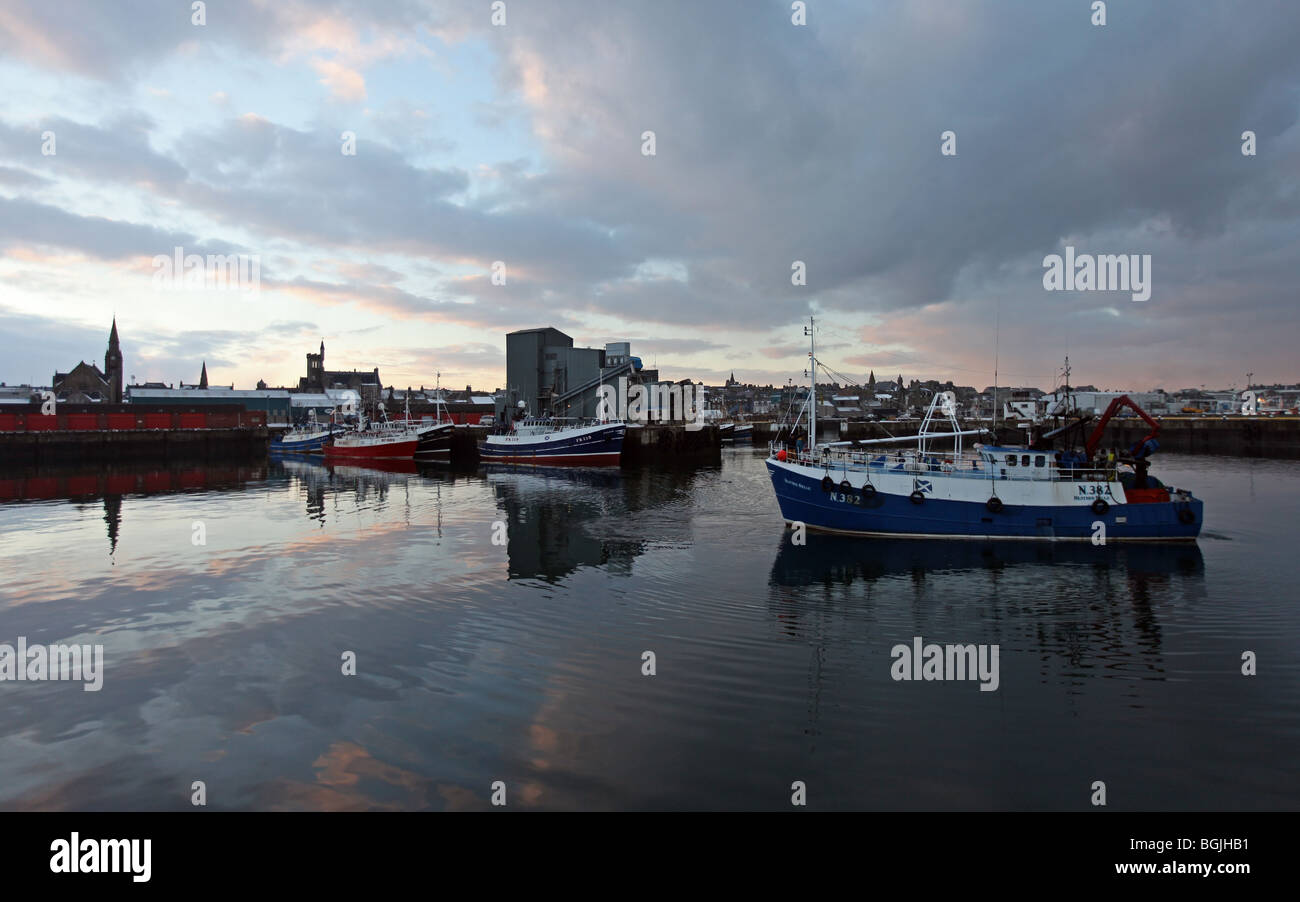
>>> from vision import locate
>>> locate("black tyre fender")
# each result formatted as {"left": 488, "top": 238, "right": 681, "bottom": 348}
{"left": 839, "top": 480, "right": 852, "bottom": 494}
{"left": 1091, "top": 498, "right": 1109, "bottom": 515}
{"left": 1177, "top": 508, "right": 1195, "bottom": 524}
{"left": 909, "top": 490, "right": 925, "bottom": 505}
{"left": 821, "top": 476, "right": 834, "bottom": 492}
{"left": 986, "top": 496, "right": 1003, "bottom": 513}
{"left": 862, "top": 483, "right": 876, "bottom": 496}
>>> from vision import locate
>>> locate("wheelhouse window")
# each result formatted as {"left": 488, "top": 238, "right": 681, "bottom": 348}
{"left": 1006, "top": 454, "right": 1017, "bottom": 467}
{"left": 1021, "top": 454, "right": 1031, "bottom": 467}
{"left": 1035, "top": 455, "right": 1046, "bottom": 467}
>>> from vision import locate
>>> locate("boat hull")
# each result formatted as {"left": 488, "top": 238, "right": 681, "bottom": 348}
{"left": 324, "top": 437, "right": 420, "bottom": 461}
{"left": 482, "top": 423, "right": 625, "bottom": 466}
{"left": 766, "top": 457, "right": 1202, "bottom": 541}
{"left": 414, "top": 423, "right": 454, "bottom": 462}
{"left": 271, "top": 431, "right": 333, "bottom": 453}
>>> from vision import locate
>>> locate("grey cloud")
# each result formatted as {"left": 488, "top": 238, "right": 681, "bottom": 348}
{"left": 0, "top": 115, "right": 187, "bottom": 189}
{"left": 0, "top": 196, "right": 245, "bottom": 260}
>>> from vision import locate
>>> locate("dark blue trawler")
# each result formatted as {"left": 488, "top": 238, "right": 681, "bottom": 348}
{"left": 482, "top": 418, "right": 627, "bottom": 466}
{"left": 766, "top": 320, "right": 1202, "bottom": 541}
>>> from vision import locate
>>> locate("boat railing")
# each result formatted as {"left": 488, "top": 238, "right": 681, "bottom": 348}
{"left": 515, "top": 417, "right": 625, "bottom": 432}
{"left": 770, "top": 441, "right": 1122, "bottom": 482}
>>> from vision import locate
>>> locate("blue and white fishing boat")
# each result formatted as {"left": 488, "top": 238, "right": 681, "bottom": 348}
{"left": 272, "top": 414, "right": 344, "bottom": 453}
{"left": 483, "top": 417, "right": 626, "bottom": 466}
{"left": 765, "top": 319, "right": 1203, "bottom": 541}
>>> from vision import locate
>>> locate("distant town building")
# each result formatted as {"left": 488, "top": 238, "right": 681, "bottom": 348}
{"left": 381, "top": 386, "right": 496, "bottom": 424}
{"left": 52, "top": 319, "right": 123, "bottom": 403}
{"left": 297, "top": 341, "right": 382, "bottom": 403}
{"left": 831, "top": 394, "right": 863, "bottom": 416}
{"left": 0, "top": 384, "right": 39, "bottom": 406}
{"left": 180, "top": 360, "right": 231, "bottom": 390}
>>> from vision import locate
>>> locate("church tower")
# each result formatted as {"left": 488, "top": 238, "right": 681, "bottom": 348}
{"left": 105, "top": 318, "right": 123, "bottom": 404}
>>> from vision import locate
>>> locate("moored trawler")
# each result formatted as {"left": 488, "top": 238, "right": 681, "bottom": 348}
{"left": 412, "top": 421, "right": 454, "bottom": 462}
{"left": 482, "top": 417, "right": 626, "bottom": 466}
{"left": 765, "top": 319, "right": 1203, "bottom": 541}
{"left": 324, "top": 405, "right": 420, "bottom": 461}
{"left": 389, "top": 389, "right": 455, "bottom": 463}
{"left": 324, "top": 426, "right": 420, "bottom": 461}
{"left": 271, "top": 415, "right": 344, "bottom": 453}
{"left": 384, "top": 416, "right": 454, "bottom": 462}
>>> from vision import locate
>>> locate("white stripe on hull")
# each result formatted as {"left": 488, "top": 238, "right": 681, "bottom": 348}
{"left": 783, "top": 519, "right": 1193, "bottom": 543}
{"left": 774, "top": 458, "right": 1129, "bottom": 507}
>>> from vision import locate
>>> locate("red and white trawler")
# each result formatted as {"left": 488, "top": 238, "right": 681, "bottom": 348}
{"left": 324, "top": 404, "right": 420, "bottom": 462}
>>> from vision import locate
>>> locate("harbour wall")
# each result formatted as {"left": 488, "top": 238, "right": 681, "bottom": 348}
{"left": 9, "top": 416, "right": 1287, "bottom": 466}
{"left": 0, "top": 428, "right": 270, "bottom": 466}
{"left": 1095, "top": 417, "right": 1300, "bottom": 459}
{"left": 750, "top": 417, "right": 1300, "bottom": 459}
{"left": 622, "top": 424, "right": 721, "bottom": 467}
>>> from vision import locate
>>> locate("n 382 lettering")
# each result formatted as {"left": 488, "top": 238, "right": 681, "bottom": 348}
{"left": 1075, "top": 484, "right": 1114, "bottom": 497}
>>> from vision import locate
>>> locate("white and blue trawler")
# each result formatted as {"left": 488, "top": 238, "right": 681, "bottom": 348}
{"left": 483, "top": 417, "right": 626, "bottom": 466}
{"left": 271, "top": 415, "right": 345, "bottom": 453}
{"left": 766, "top": 326, "right": 1202, "bottom": 541}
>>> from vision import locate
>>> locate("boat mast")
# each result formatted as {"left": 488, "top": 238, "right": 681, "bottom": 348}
{"left": 805, "top": 315, "right": 816, "bottom": 451}
{"left": 992, "top": 305, "right": 1000, "bottom": 432}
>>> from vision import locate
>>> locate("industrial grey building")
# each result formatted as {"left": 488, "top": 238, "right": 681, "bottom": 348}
{"left": 504, "top": 328, "right": 643, "bottom": 422}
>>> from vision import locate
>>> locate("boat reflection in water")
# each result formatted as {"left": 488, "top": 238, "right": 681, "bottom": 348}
{"left": 273, "top": 451, "right": 420, "bottom": 478}
{"left": 767, "top": 532, "right": 1206, "bottom": 665}
{"left": 483, "top": 465, "right": 644, "bottom": 582}
{"left": 271, "top": 451, "right": 448, "bottom": 528}
{"left": 770, "top": 533, "right": 1205, "bottom": 587}
{"left": 328, "top": 459, "right": 419, "bottom": 476}
{"left": 482, "top": 463, "right": 710, "bottom": 582}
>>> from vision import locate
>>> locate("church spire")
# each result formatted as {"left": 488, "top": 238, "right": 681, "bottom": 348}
{"left": 199, "top": 361, "right": 209, "bottom": 389}
{"left": 105, "top": 318, "right": 123, "bottom": 404}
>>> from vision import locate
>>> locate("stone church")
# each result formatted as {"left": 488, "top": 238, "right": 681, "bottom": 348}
{"left": 53, "top": 319, "right": 123, "bottom": 403}
{"left": 297, "top": 341, "right": 382, "bottom": 402}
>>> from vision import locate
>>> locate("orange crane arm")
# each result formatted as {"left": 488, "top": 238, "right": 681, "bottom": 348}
{"left": 1084, "top": 395, "right": 1160, "bottom": 458}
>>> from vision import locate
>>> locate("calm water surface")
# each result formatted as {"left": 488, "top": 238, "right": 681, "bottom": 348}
{"left": 0, "top": 450, "right": 1296, "bottom": 810}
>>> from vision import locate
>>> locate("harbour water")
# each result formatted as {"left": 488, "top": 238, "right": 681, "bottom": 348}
{"left": 0, "top": 450, "right": 1296, "bottom": 810}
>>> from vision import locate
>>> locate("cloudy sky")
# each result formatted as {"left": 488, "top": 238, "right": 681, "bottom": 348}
{"left": 1, "top": 0, "right": 1297, "bottom": 394}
